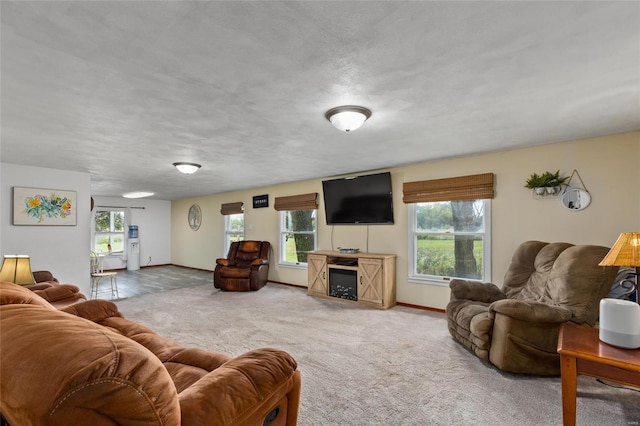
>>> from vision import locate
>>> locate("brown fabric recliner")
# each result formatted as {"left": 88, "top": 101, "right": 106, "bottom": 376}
{"left": 0, "top": 281, "right": 301, "bottom": 425}
{"left": 23, "top": 270, "right": 86, "bottom": 308}
{"left": 214, "top": 240, "right": 271, "bottom": 291}
{"left": 446, "top": 241, "right": 618, "bottom": 376}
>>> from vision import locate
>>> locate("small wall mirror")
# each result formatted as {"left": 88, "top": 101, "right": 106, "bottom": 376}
{"left": 561, "top": 187, "right": 591, "bottom": 211}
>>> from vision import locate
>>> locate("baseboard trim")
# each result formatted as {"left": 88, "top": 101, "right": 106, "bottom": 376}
{"left": 268, "top": 280, "right": 307, "bottom": 289}
{"left": 396, "top": 302, "right": 445, "bottom": 314}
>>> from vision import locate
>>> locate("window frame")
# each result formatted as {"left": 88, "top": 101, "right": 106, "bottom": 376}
{"left": 93, "top": 208, "right": 126, "bottom": 254}
{"left": 407, "top": 199, "right": 491, "bottom": 286}
{"left": 278, "top": 209, "right": 317, "bottom": 268}
{"left": 223, "top": 213, "right": 245, "bottom": 255}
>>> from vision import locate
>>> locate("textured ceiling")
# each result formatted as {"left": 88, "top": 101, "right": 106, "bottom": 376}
{"left": 1, "top": 1, "right": 639, "bottom": 200}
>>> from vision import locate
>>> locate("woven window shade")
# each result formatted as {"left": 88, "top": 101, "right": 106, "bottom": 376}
{"left": 403, "top": 173, "right": 494, "bottom": 203}
{"left": 274, "top": 193, "right": 318, "bottom": 211}
{"left": 220, "top": 202, "right": 244, "bottom": 215}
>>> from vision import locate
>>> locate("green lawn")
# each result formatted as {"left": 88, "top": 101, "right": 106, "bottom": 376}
{"left": 416, "top": 236, "right": 483, "bottom": 279}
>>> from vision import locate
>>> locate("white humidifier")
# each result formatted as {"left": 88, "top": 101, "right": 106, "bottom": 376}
{"left": 599, "top": 298, "right": 640, "bottom": 349}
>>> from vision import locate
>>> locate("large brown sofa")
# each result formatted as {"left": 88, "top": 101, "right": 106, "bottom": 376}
{"left": 0, "top": 281, "right": 301, "bottom": 425}
{"left": 447, "top": 241, "right": 618, "bottom": 375}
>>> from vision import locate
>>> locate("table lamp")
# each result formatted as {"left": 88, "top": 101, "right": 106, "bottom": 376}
{"left": 598, "top": 232, "right": 640, "bottom": 349}
{"left": 0, "top": 255, "right": 36, "bottom": 285}
{"left": 599, "top": 232, "right": 640, "bottom": 303}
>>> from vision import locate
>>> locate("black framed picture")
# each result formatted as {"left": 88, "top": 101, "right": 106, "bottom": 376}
{"left": 253, "top": 194, "right": 269, "bottom": 208}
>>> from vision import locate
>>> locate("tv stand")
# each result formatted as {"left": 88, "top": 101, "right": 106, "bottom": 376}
{"left": 334, "top": 259, "right": 358, "bottom": 267}
{"left": 307, "top": 250, "right": 396, "bottom": 309}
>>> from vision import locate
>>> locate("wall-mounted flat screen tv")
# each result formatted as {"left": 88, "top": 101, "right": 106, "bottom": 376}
{"left": 322, "top": 172, "right": 394, "bottom": 225}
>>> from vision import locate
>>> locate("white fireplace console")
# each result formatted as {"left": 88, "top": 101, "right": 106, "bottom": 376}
{"left": 307, "top": 250, "right": 396, "bottom": 309}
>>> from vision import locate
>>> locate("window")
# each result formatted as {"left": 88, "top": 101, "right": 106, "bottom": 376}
{"left": 403, "top": 173, "right": 494, "bottom": 285}
{"left": 273, "top": 192, "right": 318, "bottom": 266}
{"left": 274, "top": 193, "right": 319, "bottom": 266}
{"left": 279, "top": 209, "right": 317, "bottom": 266}
{"left": 409, "top": 200, "right": 491, "bottom": 284}
{"left": 224, "top": 213, "right": 244, "bottom": 254}
{"left": 94, "top": 210, "right": 125, "bottom": 253}
{"left": 220, "top": 201, "right": 245, "bottom": 254}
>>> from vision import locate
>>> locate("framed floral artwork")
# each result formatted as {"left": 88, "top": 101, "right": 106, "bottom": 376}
{"left": 12, "top": 187, "right": 77, "bottom": 226}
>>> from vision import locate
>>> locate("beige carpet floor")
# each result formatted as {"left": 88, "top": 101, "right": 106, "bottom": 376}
{"left": 114, "top": 283, "right": 640, "bottom": 425}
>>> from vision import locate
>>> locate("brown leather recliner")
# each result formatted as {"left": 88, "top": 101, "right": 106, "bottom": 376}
{"left": 446, "top": 241, "right": 618, "bottom": 375}
{"left": 214, "top": 240, "right": 271, "bottom": 291}
{"left": 0, "top": 281, "right": 301, "bottom": 425}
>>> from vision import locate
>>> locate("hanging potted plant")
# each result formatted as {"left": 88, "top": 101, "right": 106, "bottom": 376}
{"left": 525, "top": 170, "right": 569, "bottom": 195}
{"left": 541, "top": 170, "right": 569, "bottom": 194}
{"left": 524, "top": 172, "right": 548, "bottom": 195}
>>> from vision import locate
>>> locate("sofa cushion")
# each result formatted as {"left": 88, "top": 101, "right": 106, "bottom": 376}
{"left": 0, "top": 304, "right": 181, "bottom": 425}
{"left": 0, "top": 281, "right": 55, "bottom": 309}
{"left": 219, "top": 266, "right": 252, "bottom": 279}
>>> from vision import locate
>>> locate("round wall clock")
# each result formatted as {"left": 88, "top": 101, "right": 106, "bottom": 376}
{"left": 188, "top": 204, "right": 202, "bottom": 231}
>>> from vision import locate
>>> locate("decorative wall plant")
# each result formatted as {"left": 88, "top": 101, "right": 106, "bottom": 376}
{"left": 525, "top": 170, "right": 569, "bottom": 195}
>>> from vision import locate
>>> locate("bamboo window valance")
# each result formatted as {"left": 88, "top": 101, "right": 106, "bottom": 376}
{"left": 273, "top": 193, "right": 318, "bottom": 211}
{"left": 403, "top": 173, "right": 494, "bottom": 203}
{"left": 220, "top": 202, "right": 244, "bottom": 215}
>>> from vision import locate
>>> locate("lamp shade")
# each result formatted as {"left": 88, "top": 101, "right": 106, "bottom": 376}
{"left": 0, "top": 255, "right": 36, "bottom": 285}
{"left": 599, "top": 233, "right": 640, "bottom": 267}
{"left": 173, "top": 162, "right": 201, "bottom": 174}
{"left": 325, "top": 106, "right": 372, "bottom": 132}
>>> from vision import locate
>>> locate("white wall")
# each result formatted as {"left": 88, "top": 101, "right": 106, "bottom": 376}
{"left": 171, "top": 131, "right": 640, "bottom": 310}
{"left": 1, "top": 163, "right": 92, "bottom": 295}
{"left": 91, "top": 196, "right": 171, "bottom": 270}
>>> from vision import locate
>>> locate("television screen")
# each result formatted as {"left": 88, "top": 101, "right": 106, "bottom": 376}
{"left": 322, "top": 172, "right": 394, "bottom": 225}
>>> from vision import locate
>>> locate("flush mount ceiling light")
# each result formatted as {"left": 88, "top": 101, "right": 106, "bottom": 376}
{"left": 325, "top": 105, "right": 372, "bottom": 132}
{"left": 123, "top": 191, "right": 154, "bottom": 199}
{"left": 173, "top": 162, "right": 202, "bottom": 174}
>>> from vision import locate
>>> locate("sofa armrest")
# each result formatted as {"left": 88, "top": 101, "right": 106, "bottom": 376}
{"left": 23, "top": 283, "right": 54, "bottom": 291}
{"left": 490, "top": 299, "right": 573, "bottom": 323}
{"left": 251, "top": 258, "right": 269, "bottom": 266}
{"left": 216, "top": 258, "right": 230, "bottom": 266}
{"left": 61, "top": 299, "right": 123, "bottom": 322}
{"left": 179, "top": 348, "right": 301, "bottom": 426}
{"left": 32, "top": 270, "right": 59, "bottom": 284}
{"left": 31, "top": 284, "right": 84, "bottom": 303}
{"left": 449, "top": 279, "right": 506, "bottom": 303}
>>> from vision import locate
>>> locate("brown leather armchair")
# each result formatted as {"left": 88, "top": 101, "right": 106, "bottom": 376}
{"left": 446, "top": 241, "right": 618, "bottom": 375}
{"left": 214, "top": 240, "right": 271, "bottom": 291}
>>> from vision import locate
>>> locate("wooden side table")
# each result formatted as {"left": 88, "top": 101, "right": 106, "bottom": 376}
{"left": 557, "top": 322, "right": 640, "bottom": 426}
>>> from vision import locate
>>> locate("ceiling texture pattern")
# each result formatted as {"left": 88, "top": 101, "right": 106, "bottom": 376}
{"left": 1, "top": 1, "right": 639, "bottom": 200}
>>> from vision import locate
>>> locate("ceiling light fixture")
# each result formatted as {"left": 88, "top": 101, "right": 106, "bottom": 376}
{"left": 173, "top": 162, "right": 202, "bottom": 174}
{"left": 325, "top": 105, "right": 372, "bottom": 132}
{"left": 123, "top": 191, "right": 154, "bottom": 199}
